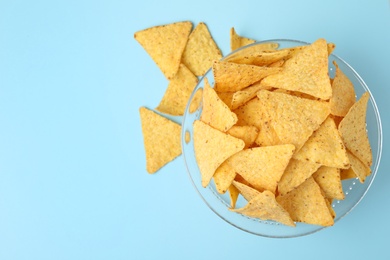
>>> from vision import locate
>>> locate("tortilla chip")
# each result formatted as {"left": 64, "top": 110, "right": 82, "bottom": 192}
{"left": 230, "top": 27, "right": 256, "bottom": 51}
{"left": 228, "top": 185, "right": 240, "bottom": 209}
{"left": 346, "top": 150, "right": 371, "bottom": 183}
{"left": 213, "top": 161, "right": 236, "bottom": 194}
{"left": 193, "top": 120, "right": 245, "bottom": 187}
{"left": 312, "top": 166, "right": 345, "bottom": 200}
{"left": 134, "top": 21, "right": 192, "bottom": 79}
{"left": 213, "top": 60, "right": 282, "bottom": 92}
{"left": 293, "top": 117, "right": 350, "bottom": 169}
{"left": 260, "top": 38, "right": 332, "bottom": 100}
{"left": 139, "top": 107, "right": 182, "bottom": 173}
{"left": 225, "top": 48, "right": 289, "bottom": 66}
{"left": 338, "top": 92, "right": 372, "bottom": 167}
{"left": 225, "top": 145, "right": 295, "bottom": 193}
{"left": 189, "top": 88, "right": 203, "bottom": 113}
{"left": 227, "top": 125, "right": 259, "bottom": 149}
{"left": 234, "top": 97, "right": 281, "bottom": 147}
{"left": 230, "top": 82, "right": 271, "bottom": 110}
{"left": 232, "top": 180, "right": 261, "bottom": 201}
{"left": 276, "top": 177, "right": 334, "bottom": 226}
{"left": 327, "top": 43, "right": 336, "bottom": 56}
{"left": 257, "top": 90, "right": 330, "bottom": 152}
{"left": 278, "top": 159, "right": 321, "bottom": 196}
{"left": 329, "top": 61, "right": 356, "bottom": 117}
{"left": 325, "top": 198, "right": 336, "bottom": 219}
{"left": 216, "top": 91, "right": 234, "bottom": 108}
{"left": 182, "top": 22, "right": 222, "bottom": 76}
{"left": 156, "top": 63, "right": 198, "bottom": 115}
{"left": 200, "top": 78, "right": 238, "bottom": 132}
{"left": 231, "top": 190, "right": 296, "bottom": 227}
{"left": 340, "top": 167, "right": 357, "bottom": 180}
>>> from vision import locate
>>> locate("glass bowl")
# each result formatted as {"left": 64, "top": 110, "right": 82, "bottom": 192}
{"left": 181, "top": 39, "right": 382, "bottom": 238}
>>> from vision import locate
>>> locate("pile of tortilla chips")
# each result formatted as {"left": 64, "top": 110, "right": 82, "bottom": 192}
{"left": 135, "top": 21, "right": 373, "bottom": 228}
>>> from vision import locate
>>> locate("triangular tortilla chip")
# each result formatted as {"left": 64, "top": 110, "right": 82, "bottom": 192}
{"left": 225, "top": 145, "right": 295, "bottom": 193}
{"left": 193, "top": 120, "right": 245, "bottom": 187}
{"left": 231, "top": 190, "right": 295, "bottom": 227}
{"left": 232, "top": 180, "right": 261, "bottom": 201}
{"left": 346, "top": 150, "right": 371, "bottom": 183}
{"left": 260, "top": 38, "right": 332, "bottom": 100}
{"left": 227, "top": 125, "right": 259, "bottom": 149}
{"left": 139, "top": 107, "right": 182, "bottom": 173}
{"left": 293, "top": 117, "right": 350, "bottom": 169}
{"left": 200, "top": 78, "right": 238, "bottom": 132}
{"left": 338, "top": 92, "right": 372, "bottom": 167}
{"left": 276, "top": 177, "right": 334, "bottom": 226}
{"left": 216, "top": 91, "right": 234, "bottom": 108}
{"left": 225, "top": 48, "right": 289, "bottom": 66}
{"left": 230, "top": 27, "right": 256, "bottom": 51}
{"left": 278, "top": 159, "right": 321, "bottom": 196}
{"left": 134, "top": 21, "right": 192, "bottom": 79}
{"left": 213, "top": 161, "right": 236, "bottom": 194}
{"left": 329, "top": 61, "right": 356, "bottom": 117}
{"left": 213, "top": 60, "right": 281, "bottom": 92}
{"left": 156, "top": 63, "right": 198, "bottom": 115}
{"left": 182, "top": 22, "right": 222, "bottom": 76}
{"left": 189, "top": 88, "right": 203, "bottom": 113}
{"left": 234, "top": 97, "right": 281, "bottom": 147}
{"left": 340, "top": 167, "right": 358, "bottom": 180}
{"left": 257, "top": 90, "right": 330, "bottom": 151}
{"left": 312, "top": 166, "right": 345, "bottom": 200}
{"left": 230, "top": 81, "right": 271, "bottom": 110}
{"left": 228, "top": 184, "right": 240, "bottom": 209}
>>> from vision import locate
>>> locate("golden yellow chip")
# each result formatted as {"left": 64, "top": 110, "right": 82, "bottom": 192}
{"left": 293, "top": 117, "right": 350, "bottom": 168}
{"left": 139, "top": 107, "right": 182, "bottom": 173}
{"left": 338, "top": 92, "right": 372, "bottom": 167}
{"left": 325, "top": 198, "right": 336, "bottom": 219}
{"left": 277, "top": 159, "right": 321, "bottom": 196}
{"left": 156, "top": 63, "right": 198, "bottom": 115}
{"left": 329, "top": 61, "right": 356, "bottom": 117}
{"left": 213, "top": 60, "right": 281, "bottom": 92}
{"left": 276, "top": 177, "right": 334, "bottom": 226}
{"left": 213, "top": 161, "right": 236, "bottom": 194}
{"left": 257, "top": 90, "right": 330, "bottom": 152}
{"left": 193, "top": 120, "right": 245, "bottom": 187}
{"left": 225, "top": 48, "right": 289, "bottom": 66}
{"left": 181, "top": 22, "right": 222, "bottom": 76}
{"left": 231, "top": 190, "right": 295, "bottom": 227}
{"left": 233, "top": 97, "right": 280, "bottom": 147}
{"left": 230, "top": 27, "right": 256, "bottom": 51}
{"left": 200, "top": 78, "right": 238, "bottom": 132}
{"left": 134, "top": 21, "right": 192, "bottom": 79}
{"left": 227, "top": 125, "right": 259, "bottom": 149}
{"left": 232, "top": 180, "right": 261, "bottom": 201}
{"left": 260, "top": 38, "right": 332, "bottom": 100}
{"left": 189, "top": 88, "right": 203, "bottom": 113}
{"left": 230, "top": 82, "right": 271, "bottom": 110}
{"left": 327, "top": 42, "right": 336, "bottom": 55}
{"left": 216, "top": 91, "right": 234, "bottom": 108}
{"left": 346, "top": 150, "right": 371, "bottom": 183}
{"left": 340, "top": 167, "right": 357, "bottom": 180}
{"left": 312, "top": 166, "right": 345, "bottom": 200}
{"left": 228, "top": 184, "right": 240, "bottom": 209}
{"left": 225, "top": 145, "right": 295, "bottom": 193}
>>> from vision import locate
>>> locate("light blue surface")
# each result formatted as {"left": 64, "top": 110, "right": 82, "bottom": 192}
{"left": 0, "top": 0, "right": 389, "bottom": 259}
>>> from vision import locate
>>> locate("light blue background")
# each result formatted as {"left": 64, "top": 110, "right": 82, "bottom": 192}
{"left": 0, "top": 0, "right": 389, "bottom": 259}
